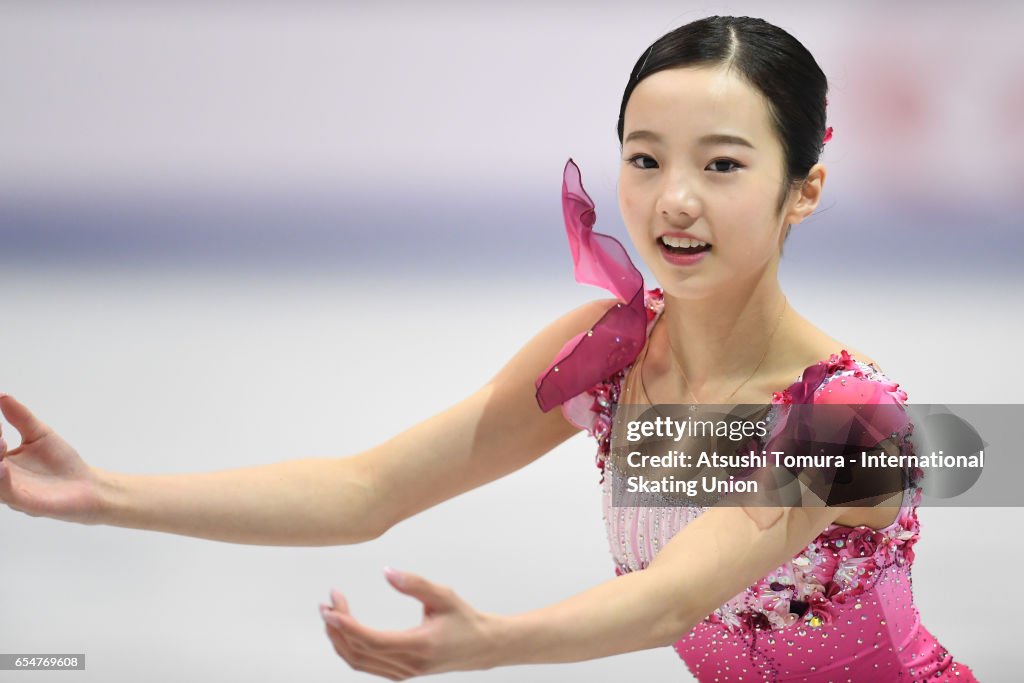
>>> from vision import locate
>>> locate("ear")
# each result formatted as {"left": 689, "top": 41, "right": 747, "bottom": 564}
{"left": 782, "top": 163, "right": 827, "bottom": 227}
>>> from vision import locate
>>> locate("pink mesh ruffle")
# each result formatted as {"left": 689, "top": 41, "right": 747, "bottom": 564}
{"left": 534, "top": 159, "right": 647, "bottom": 413}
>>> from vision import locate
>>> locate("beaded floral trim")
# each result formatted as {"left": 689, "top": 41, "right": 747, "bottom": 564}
{"left": 711, "top": 357, "right": 923, "bottom": 633}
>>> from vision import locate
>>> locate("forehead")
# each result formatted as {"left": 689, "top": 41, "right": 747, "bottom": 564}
{"left": 623, "top": 66, "right": 775, "bottom": 149}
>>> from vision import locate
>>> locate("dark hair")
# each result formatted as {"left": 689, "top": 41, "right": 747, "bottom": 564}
{"left": 617, "top": 16, "right": 829, "bottom": 230}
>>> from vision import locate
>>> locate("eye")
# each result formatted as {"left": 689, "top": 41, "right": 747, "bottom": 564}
{"left": 626, "top": 154, "right": 658, "bottom": 170}
{"left": 707, "top": 158, "right": 743, "bottom": 173}
{"left": 625, "top": 154, "right": 744, "bottom": 173}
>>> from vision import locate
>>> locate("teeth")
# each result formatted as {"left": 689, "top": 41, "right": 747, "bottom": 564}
{"left": 661, "top": 236, "right": 708, "bottom": 248}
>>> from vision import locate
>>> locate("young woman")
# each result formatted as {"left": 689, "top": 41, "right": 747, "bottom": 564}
{"left": 0, "top": 16, "right": 977, "bottom": 682}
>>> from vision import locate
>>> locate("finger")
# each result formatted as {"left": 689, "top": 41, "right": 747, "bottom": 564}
{"left": 324, "top": 624, "right": 411, "bottom": 681}
{"left": 327, "top": 610, "right": 427, "bottom": 657}
{"left": 0, "top": 399, "right": 6, "bottom": 457}
{"left": 0, "top": 394, "right": 51, "bottom": 445}
{"left": 324, "top": 623, "right": 418, "bottom": 680}
{"left": 383, "top": 567, "right": 457, "bottom": 613}
{"left": 322, "top": 602, "right": 419, "bottom": 654}
{"left": 0, "top": 458, "right": 21, "bottom": 509}
{"left": 330, "top": 588, "right": 350, "bottom": 615}
{"left": 321, "top": 622, "right": 413, "bottom": 675}
{"left": 320, "top": 607, "right": 418, "bottom": 680}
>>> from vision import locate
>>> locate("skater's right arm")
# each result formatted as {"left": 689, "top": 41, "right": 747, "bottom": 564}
{"left": 0, "top": 299, "right": 616, "bottom": 547}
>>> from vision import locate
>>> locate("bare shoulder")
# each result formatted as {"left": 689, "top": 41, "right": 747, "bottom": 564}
{"left": 488, "top": 297, "right": 620, "bottom": 387}
{"left": 786, "top": 310, "right": 881, "bottom": 370}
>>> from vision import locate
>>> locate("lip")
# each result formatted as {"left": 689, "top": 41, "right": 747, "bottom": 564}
{"left": 657, "top": 235, "right": 711, "bottom": 267}
{"left": 659, "top": 230, "right": 711, "bottom": 244}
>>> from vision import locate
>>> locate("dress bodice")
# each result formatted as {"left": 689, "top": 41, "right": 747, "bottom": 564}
{"left": 561, "top": 289, "right": 975, "bottom": 681}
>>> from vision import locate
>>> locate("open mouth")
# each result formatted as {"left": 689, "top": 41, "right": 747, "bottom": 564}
{"left": 659, "top": 235, "right": 712, "bottom": 255}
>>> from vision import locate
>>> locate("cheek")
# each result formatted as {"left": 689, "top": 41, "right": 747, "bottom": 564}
{"left": 617, "top": 181, "right": 635, "bottom": 216}
{"left": 618, "top": 184, "right": 645, "bottom": 235}
{"left": 728, "top": 192, "right": 780, "bottom": 243}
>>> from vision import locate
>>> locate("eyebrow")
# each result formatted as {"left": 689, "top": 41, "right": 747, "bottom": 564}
{"left": 623, "top": 129, "right": 755, "bottom": 149}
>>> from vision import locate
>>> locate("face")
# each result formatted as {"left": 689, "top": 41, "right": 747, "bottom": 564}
{"left": 618, "top": 65, "right": 820, "bottom": 299}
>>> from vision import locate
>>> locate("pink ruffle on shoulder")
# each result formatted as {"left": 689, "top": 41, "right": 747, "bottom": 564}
{"left": 534, "top": 159, "right": 648, "bottom": 423}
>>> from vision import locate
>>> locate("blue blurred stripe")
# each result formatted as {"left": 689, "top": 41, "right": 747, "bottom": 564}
{"left": 1, "top": 190, "right": 1020, "bottom": 277}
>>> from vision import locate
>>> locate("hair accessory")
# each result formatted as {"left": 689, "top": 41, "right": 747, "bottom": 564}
{"left": 822, "top": 96, "right": 833, "bottom": 146}
{"left": 636, "top": 45, "right": 654, "bottom": 80}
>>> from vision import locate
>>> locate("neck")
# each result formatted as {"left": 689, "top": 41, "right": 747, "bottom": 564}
{"left": 659, "top": 265, "right": 789, "bottom": 396}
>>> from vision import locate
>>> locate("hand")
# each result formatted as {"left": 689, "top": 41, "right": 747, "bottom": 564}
{"left": 0, "top": 393, "right": 107, "bottom": 524}
{"left": 319, "top": 567, "right": 499, "bottom": 680}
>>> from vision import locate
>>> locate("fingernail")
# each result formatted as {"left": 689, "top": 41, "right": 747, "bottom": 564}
{"left": 330, "top": 588, "right": 344, "bottom": 605}
{"left": 383, "top": 566, "right": 404, "bottom": 587}
{"left": 321, "top": 610, "right": 344, "bottom": 629}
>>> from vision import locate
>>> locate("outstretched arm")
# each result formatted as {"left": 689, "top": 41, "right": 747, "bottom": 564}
{"left": 0, "top": 298, "right": 616, "bottom": 546}
{"left": 319, "top": 502, "right": 848, "bottom": 677}
{"left": 487, "top": 503, "right": 847, "bottom": 664}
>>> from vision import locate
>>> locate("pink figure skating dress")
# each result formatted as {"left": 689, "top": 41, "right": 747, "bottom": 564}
{"left": 535, "top": 160, "right": 979, "bottom": 682}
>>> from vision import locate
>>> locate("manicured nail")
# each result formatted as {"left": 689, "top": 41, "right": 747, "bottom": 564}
{"left": 321, "top": 610, "right": 344, "bottom": 629}
{"left": 383, "top": 566, "right": 404, "bottom": 587}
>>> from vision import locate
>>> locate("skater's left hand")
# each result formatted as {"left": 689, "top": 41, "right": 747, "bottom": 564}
{"left": 319, "top": 568, "right": 499, "bottom": 680}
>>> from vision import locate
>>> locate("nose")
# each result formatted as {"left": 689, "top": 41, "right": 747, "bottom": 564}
{"left": 657, "top": 177, "right": 700, "bottom": 224}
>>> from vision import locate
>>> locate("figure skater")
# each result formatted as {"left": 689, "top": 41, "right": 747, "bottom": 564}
{"left": 0, "top": 15, "right": 978, "bottom": 682}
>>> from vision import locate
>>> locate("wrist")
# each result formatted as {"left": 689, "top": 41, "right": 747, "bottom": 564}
{"left": 475, "top": 611, "right": 520, "bottom": 670}
{"left": 89, "top": 466, "right": 125, "bottom": 526}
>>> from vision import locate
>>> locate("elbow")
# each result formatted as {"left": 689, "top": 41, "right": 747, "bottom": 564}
{"left": 334, "top": 454, "right": 398, "bottom": 544}
{"left": 614, "top": 567, "right": 695, "bottom": 649}
{"left": 364, "top": 514, "right": 393, "bottom": 541}
{"left": 651, "top": 608, "right": 696, "bottom": 649}
{"left": 645, "top": 586, "right": 698, "bottom": 648}
{"left": 363, "top": 491, "right": 409, "bottom": 541}
{"left": 639, "top": 566, "right": 699, "bottom": 648}
{"left": 344, "top": 504, "right": 394, "bottom": 544}
{"left": 322, "top": 514, "right": 389, "bottom": 546}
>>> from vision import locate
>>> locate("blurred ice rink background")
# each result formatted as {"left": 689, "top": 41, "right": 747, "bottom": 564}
{"left": 1, "top": 1, "right": 1020, "bottom": 681}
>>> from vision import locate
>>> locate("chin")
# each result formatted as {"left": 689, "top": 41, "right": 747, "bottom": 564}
{"left": 649, "top": 272, "right": 716, "bottom": 300}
